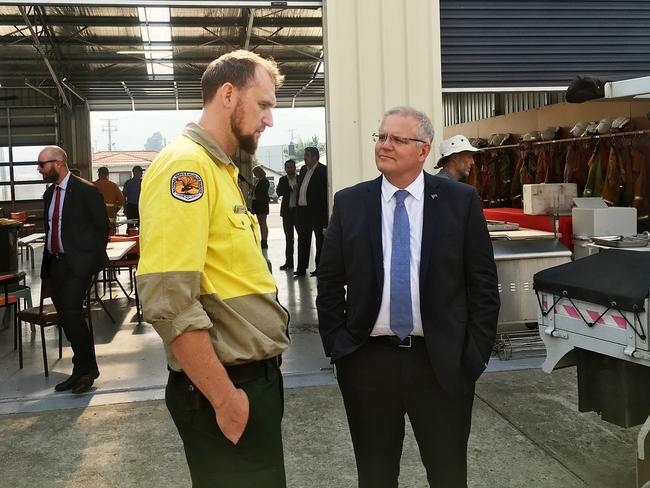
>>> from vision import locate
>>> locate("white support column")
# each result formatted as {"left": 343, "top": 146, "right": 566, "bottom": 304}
{"left": 323, "top": 0, "right": 443, "bottom": 196}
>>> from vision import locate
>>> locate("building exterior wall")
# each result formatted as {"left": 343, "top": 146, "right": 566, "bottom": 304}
{"left": 323, "top": 0, "right": 444, "bottom": 196}
{"left": 440, "top": 0, "right": 650, "bottom": 89}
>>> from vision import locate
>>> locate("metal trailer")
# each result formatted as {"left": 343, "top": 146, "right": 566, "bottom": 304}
{"left": 535, "top": 250, "right": 650, "bottom": 487}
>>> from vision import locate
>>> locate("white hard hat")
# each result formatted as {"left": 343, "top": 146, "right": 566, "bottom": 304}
{"left": 439, "top": 135, "right": 479, "bottom": 158}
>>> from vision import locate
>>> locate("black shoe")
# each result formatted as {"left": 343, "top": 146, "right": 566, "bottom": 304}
{"left": 293, "top": 270, "right": 306, "bottom": 277}
{"left": 310, "top": 269, "right": 318, "bottom": 277}
{"left": 279, "top": 263, "right": 293, "bottom": 271}
{"left": 71, "top": 369, "right": 100, "bottom": 394}
{"left": 54, "top": 374, "right": 80, "bottom": 392}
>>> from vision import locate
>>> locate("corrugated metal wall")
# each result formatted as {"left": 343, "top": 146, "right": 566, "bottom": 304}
{"left": 443, "top": 91, "right": 565, "bottom": 126}
{"left": 440, "top": 0, "right": 650, "bottom": 88}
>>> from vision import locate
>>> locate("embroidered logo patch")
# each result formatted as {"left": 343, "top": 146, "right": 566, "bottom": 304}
{"left": 171, "top": 172, "right": 204, "bottom": 202}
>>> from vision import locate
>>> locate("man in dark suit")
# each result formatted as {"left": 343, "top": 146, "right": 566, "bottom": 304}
{"left": 295, "top": 147, "right": 328, "bottom": 277}
{"left": 276, "top": 159, "right": 298, "bottom": 270}
{"left": 316, "top": 107, "right": 499, "bottom": 487}
{"left": 38, "top": 145, "right": 109, "bottom": 394}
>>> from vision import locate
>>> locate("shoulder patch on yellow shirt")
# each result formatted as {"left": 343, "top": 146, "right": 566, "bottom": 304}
{"left": 170, "top": 172, "right": 204, "bottom": 202}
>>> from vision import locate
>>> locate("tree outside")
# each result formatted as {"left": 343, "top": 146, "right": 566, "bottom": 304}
{"left": 284, "top": 135, "right": 326, "bottom": 160}
{"left": 144, "top": 131, "right": 164, "bottom": 151}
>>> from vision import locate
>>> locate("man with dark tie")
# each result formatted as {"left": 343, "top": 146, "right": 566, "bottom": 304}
{"left": 295, "top": 147, "right": 328, "bottom": 277}
{"left": 276, "top": 159, "right": 299, "bottom": 270}
{"left": 316, "top": 107, "right": 499, "bottom": 487}
{"left": 38, "top": 146, "right": 109, "bottom": 394}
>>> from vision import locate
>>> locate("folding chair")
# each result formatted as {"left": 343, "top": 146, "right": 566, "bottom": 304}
{"left": 17, "top": 279, "right": 94, "bottom": 377}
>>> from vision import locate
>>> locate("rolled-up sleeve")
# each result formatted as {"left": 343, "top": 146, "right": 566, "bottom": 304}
{"left": 137, "top": 271, "right": 212, "bottom": 344}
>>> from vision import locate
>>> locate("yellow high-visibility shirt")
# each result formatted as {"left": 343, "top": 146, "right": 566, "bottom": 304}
{"left": 136, "top": 122, "right": 289, "bottom": 370}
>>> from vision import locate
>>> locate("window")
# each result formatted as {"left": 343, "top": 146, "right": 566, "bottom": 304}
{"left": 0, "top": 145, "right": 49, "bottom": 203}
{"left": 14, "top": 184, "right": 47, "bottom": 201}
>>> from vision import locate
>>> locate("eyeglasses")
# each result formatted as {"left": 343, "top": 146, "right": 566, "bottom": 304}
{"left": 372, "top": 133, "right": 428, "bottom": 146}
{"left": 37, "top": 159, "right": 59, "bottom": 168}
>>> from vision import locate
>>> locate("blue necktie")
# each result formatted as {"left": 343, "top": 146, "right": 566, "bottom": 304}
{"left": 390, "top": 190, "right": 413, "bottom": 340}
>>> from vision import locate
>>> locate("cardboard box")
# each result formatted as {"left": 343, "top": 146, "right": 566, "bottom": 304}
{"left": 523, "top": 183, "right": 578, "bottom": 215}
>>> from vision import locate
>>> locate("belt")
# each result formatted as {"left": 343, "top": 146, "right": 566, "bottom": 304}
{"left": 367, "top": 335, "right": 425, "bottom": 348}
{"left": 169, "top": 356, "right": 281, "bottom": 388}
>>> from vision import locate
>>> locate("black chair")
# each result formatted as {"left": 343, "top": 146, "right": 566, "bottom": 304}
{"left": 17, "top": 279, "right": 94, "bottom": 377}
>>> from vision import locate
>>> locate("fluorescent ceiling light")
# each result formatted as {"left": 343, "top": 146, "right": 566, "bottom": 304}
{"left": 136, "top": 6, "right": 174, "bottom": 79}
{"left": 117, "top": 48, "right": 171, "bottom": 54}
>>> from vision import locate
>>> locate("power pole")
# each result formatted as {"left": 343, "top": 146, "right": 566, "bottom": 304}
{"left": 101, "top": 118, "right": 118, "bottom": 151}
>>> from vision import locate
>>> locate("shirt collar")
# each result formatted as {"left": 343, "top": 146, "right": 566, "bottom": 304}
{"left": 57, "top": 171, "right": 71, "bottom": 190}
{"left": 182, "top": 122, "right": 235, "bottom": 167}
{"left": 381, "top": 171, "right": 424, "bottom": 203}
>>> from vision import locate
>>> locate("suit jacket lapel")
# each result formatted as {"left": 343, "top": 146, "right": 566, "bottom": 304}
{"left": 43, "top": 184, "right": 54, "bottom": 235}
{"left": 367, "top": 176, "right": 384, "bottom": 289}
{"left": 420, "top": 172, "right": 441, "bottom": 288}
{"left": 61, "top": 174, "right": 76, "bottom": 225}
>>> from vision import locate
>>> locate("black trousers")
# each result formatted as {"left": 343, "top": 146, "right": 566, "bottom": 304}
{"left": 166, "top": 360, "right": 286, "bottom": 488}
{"left": 125, "top": 202, "right": 139, "bottom": 228}
{"left": 336, "top": 339, "right": 475, "bottom": 488}
{"left": 296, "top": 208, "right": 324, "bottom": 273}
{"left": 281, "top": 208, "right": 297, "bottom": 266}
{"left": 49, "top": 258, "right": 98, "bottom": 376}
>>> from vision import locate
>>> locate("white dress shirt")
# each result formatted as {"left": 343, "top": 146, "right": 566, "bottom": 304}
{"left": 47, "top": 171, "right": 71, "bottom": 253}
{"left": 298, "top": 164, "right": 317, "bottom": 207}
{"left": 288, "top": 175, "right": 298, "bottom": 208}
{"left": 371, "top": 171, "right": 424, "bottom": 337}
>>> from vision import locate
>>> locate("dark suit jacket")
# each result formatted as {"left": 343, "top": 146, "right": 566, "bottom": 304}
{"left": 297, "top": 162, "right": 328, "bottom": 228}
{"left": 316, "top": 172, "right": 500, "bottom": 396}
{"left": 41, "top": 174, "right": 110, "bottom": 280}
{"left": 276, "top": 174, "right": 296, "bottom": 218}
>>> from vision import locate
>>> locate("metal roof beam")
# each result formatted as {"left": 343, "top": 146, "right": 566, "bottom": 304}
{"left": 17, "top": 6, "right": 70, "bottom": 109}
{"left": 0, "top": 35, "right": 322, "bottom": 47}
{"left": 1, "top": 1, "right": 322, "bottom": 6}
{"left": 0, "top": 54, "right": 318, "bottom": 64}
{"left": 0, "top": 15, "right": 322, "bottom": 28}
{"left": 121, "top": 81, "right": 135, "bottom": 110}
{"left": 240, "top": 7, "right": 255, "bottom": 50}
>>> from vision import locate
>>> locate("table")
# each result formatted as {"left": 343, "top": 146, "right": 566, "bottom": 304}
{"left": 17, "top": 233, "right": 45, "bottom": 269}
{"left": 106, "top": 240, "right": 136, "bottom": 261}
{"left": 490, "top": 228, "right": 559, "bottom": 240}
{"left": 484, "top": 208, "right": 573, "bottom": 250}
{"left": 91, "top": 240, "right": 137, "bottom": 323}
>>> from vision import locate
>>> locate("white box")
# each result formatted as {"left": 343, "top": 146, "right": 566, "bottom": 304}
{"left": 572, "top": 203, "right": 637, "bottom": 237}
{"left": 523, "top": 183, "right": 578, "bottom": 215}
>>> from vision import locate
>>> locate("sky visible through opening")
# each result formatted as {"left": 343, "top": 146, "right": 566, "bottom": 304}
{"left": 90, "top": 107, "right": 326, "bottom": 155}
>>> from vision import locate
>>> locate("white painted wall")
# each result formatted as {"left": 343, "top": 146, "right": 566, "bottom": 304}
{"left": 323, "top": 0, "right": 443, "bottom": 196}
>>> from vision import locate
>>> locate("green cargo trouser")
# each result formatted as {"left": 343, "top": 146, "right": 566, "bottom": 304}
{"left": 166, "top": 359, "right": 286, "bottom": 488}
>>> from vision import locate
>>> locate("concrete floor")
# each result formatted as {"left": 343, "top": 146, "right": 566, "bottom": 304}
{"left": 0, "top": 204, "right": 642, "bottom": 487}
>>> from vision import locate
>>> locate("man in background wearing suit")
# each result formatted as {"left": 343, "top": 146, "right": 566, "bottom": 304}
{"left": 38, "top": 146, "right": 109, "bottom": 394}
{"left": 295, "top": 147, "right": 328, "bottom": 277}
{"left": 276, "top": 159, "right": 298, "bottom": 270}
{"left": 316, "top": 107, "right": 499, "bottom": 487}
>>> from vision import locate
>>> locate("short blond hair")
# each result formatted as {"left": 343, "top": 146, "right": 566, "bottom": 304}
{"left": 202, "top": 50, "right": 284, "bottom": 103}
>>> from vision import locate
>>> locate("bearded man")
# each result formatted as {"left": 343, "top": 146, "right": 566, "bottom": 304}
{"left": 136, "top": 50, "right": 290, "bottom": 488}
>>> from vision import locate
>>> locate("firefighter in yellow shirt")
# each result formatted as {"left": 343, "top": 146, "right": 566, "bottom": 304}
{"left": 137, "top": 51, "right": 289, "bottom": 487}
